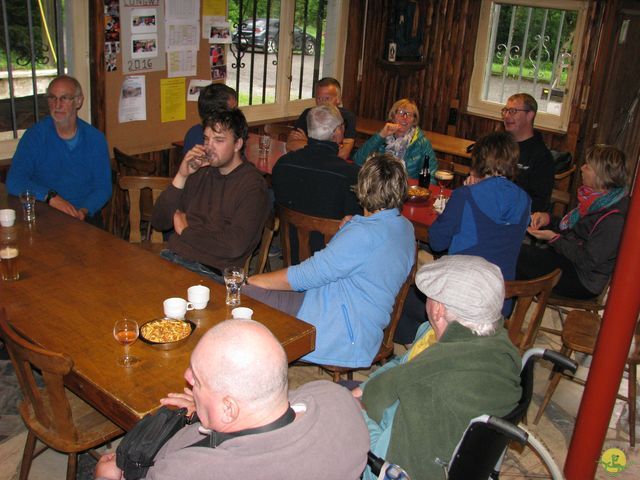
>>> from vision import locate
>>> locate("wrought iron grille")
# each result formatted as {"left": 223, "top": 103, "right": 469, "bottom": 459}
{"left": 0, "top": 0, "right": 65, "bottom": 138}
{"left": 228, "top": 0, "right": 325, "bottom": 106}
{"left": 483, "top": 3, "right": 578, "bottom": 115}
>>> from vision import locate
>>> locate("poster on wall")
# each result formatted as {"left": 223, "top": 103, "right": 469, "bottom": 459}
{"left": 119, "top": 76, "right": 147, "bottom": 123}
{"left": 104, "top": 1, "right": 120, "bottom": 71}
{"left": 120, "top": 0, "right": 166, "bottom": 74}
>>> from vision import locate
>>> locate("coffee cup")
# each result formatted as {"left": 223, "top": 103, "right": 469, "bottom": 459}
{"left": 187, "top": 285, "right": 210, "bottom": 310}
{"left": 231, "top": 307, "right": 253, "bottom": 319}
{"left": 0, "top": 209, "right": 16, "bottom": 227}
{"left": 163, "top": 297, "right": 194, "bottom": 320}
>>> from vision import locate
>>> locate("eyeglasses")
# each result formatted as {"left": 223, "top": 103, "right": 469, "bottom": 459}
{"left": 46, "top": 94, "right": 77, "bottom": 105}
{"left": 501, "top": 107, "right": 530, "bottom": 116}
{"left": 395, "top": 109, "right": 415, "bottom": 119}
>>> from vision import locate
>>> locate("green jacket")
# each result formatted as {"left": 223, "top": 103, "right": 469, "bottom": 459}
{"left": 362, "top": 321, "right": 522, "bottom": 479}
{"left": 353, "top": 129, "right": 437, "bottom": 180}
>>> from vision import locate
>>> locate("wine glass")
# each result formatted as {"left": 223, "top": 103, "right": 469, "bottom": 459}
{"left": 113, "top": 318, "right": 140, "bottom": 366}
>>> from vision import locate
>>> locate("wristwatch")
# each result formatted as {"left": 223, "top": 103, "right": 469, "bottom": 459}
{"left": 45, "top": 190, "right": 58, "bottom": 204}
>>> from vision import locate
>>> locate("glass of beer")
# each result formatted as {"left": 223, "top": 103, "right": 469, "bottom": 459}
{"left": 0, "top": 245, "right": 19, "bottom": 281}
{"left": 434, "top": 168, "right": 454, "bottom": 211}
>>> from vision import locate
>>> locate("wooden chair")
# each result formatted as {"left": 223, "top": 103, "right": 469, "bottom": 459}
{"left": 243, "top": 211, "right": 280, "bottom": 275}
{"left": 0, "top": 309, "right": 123, "bottom": 480}
{"left": 551, "top": 164, "right": 576, "bottom": 216}
{"left": 278, "top": 205, "right": 342, "bottom": 267}
{"left": 118, "top": 176, "right": 171, "bottom": 249}
{"left": 264, "top": 123, "right": 294, "bottom": 141}
{"left": 504, "top": 269, "right": 562, "bottom": 353}
{"left": 109, "top": 148, "right": 158, "bottom": 238}
{"left": 533, "top": 310, "right": 639, "bottom": 446}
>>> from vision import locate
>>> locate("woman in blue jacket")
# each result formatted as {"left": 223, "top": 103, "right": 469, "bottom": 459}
{"left": 353, "top": 99, "right": 436, "bottom": 180}
{"left": 245, "top": 154, "right": 415, "bottom": 368}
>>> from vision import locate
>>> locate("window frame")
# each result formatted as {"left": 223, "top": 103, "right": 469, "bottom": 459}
{"left": 467, "top": 0, "right": 588, "bottom": 133}
{"left": 237, "top": 0, "right": 350, "bottom": 124}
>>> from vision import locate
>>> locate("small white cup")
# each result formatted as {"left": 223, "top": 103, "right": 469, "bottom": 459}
{"left": 187, "top": 285, "right": 210, "bottom": 310}
{"left": 231, "top": 307, "right": 253, "bottom": 319}
{"left": 0, "top": 209, "right": 16, "bottom": 227}
{"left": 163, "top": 297, "right": 194, "bottom": 320}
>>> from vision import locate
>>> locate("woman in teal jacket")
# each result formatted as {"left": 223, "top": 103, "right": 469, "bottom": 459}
{"left": 354, "top": 98, "right": 436, "bottom": 180}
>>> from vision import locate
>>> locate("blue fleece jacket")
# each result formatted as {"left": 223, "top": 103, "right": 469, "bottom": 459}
{"left": 288, "top": 209, "right": 415, "bottom": 368}
{"left": 429, "top": 176, "right": 530, "bottom": 282}
{"left": 7, "top": 116, "right": 111, "bottom": 216}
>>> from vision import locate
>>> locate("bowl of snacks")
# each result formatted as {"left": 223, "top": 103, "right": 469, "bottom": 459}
{"left": 406, "top": 185, "right": 431, "bottom": 204}
{"left": 139, "top": 317, "right": 195, "bottom": 350}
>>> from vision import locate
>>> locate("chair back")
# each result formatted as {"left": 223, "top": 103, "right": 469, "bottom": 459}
{"left": 277, "top": 205, "right": 341, "bottom": 266}
{"left": 373, "top": 259, "right": 417, "bottom": 364}
{"left": 244, "top": 210, "right": 280, "bottom": 275}
{"left": 0, "top": 309, "right": 79, "bottom": 443}
{"left": 504, "top": 268, "right": 562, "bottom": 353}
{"left": 118, "top": 176, "right": 171, "bottom": 243}
{"left": 113, "top": 147, "right": 157, "bottom": 176}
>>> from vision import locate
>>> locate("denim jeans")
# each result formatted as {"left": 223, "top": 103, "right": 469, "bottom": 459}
{"left": 159, "top": 249, "right": 224, "bottom": 284}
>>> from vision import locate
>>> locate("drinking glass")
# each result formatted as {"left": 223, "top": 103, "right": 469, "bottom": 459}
{"left": 223, "top": 266, "right": 245, "bottom": 306}
{"left": 258, "top": 135, "right": 271, "bottom": 169}
{"left": 434, "top": 165, "right": 454, "bottom": 204}
{"left": 113, "top": 318, "right": 140, "bottom": 366}
{"left": 19, "top": 190, "right": 36, "bottom": 223}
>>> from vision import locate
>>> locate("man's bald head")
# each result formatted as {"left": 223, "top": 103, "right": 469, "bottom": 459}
{"left": 192, "top": 319, "right": 288, "bottom": 411}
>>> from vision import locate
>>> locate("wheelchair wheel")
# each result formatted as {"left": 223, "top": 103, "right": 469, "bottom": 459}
{"left": 499, "top": 426, "right": 564, "bottom": 479}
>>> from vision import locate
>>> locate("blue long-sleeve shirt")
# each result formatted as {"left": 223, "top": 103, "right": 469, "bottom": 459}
{"left": 288, "top": 209, "right": 415, "bottom": 368}
{"left": 7, "top": 116, "right": 112, "bottom": 216}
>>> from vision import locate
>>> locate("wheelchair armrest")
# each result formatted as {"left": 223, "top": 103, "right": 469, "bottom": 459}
{"left": 543, "top": 349, "right": 578, "bottom": 375}
{"left": 487, "top": 416, "right": 528, "bottom": 446}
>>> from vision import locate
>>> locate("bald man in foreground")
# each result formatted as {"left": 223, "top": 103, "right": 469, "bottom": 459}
{"left": 95, "top": 319, "right": 369, "bottom": 479}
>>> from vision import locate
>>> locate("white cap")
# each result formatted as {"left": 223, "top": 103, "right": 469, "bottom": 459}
{"left": 415, "top": 255, "right": 504, "bottom": 324}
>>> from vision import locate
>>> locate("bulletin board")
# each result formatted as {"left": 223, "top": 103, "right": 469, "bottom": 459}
{"left": 102, "top": 0, "right": 228, "bottom": 156}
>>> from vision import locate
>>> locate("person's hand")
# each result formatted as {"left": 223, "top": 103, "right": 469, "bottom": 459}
{"left": 94, "top": 452, "right": 123, "bottom": 480}
{"left": 160, "top": 387, "right": 196, "bottom": 416}
{"left": 175, "top": 145, "right": 209, "bottom": 188}
{"left": 339, "top": 215, "right": 353, "bottom": 229}
{"left": 463, "top": 174, "right": 481, "bottom": 186}
{"left": 379, "top": 123, "right": 400, "bottom": 138}
{"left": 351, "top": 386, "right": 363, "bottom": 399}
{"left": 77, "top": 207, "right": 88, "bottom": 221}
{"left": 173, "top": 210, "right": 188, "bottom": 234}
{"left": 530, "top": 212, "right": 551, "bottom": 230}
{"left": 288, "top": 128, "right": 308, "bottom": 142}
{"left": 526, "top": 227, "right": 557, "bottom": 242}
{"left": 49, "top": 195, "right": 82, "bottom": 219}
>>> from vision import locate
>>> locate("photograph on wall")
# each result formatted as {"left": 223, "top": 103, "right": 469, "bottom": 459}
{"left": 105, "top": 0, "right": 119, "bottom": 16}
{"left": 106, "top": 54, "right": 118, "bottom": 71}
{"left": 131, "top": 34, "right": 158, "bottom": 59}
{"left": 187, "top": 79, "right": 213, "bottom": 102}
{"left": 105, "top": 14, "right": 120, "bottom": 42}
{"left": 211, "top": 65, "right": 227, "bottom": 81}
{"left": 131, "top": 8, "right": 158, "bottom": 34}
{"left": 209, "top": 21, "right": 231, "bottom": 44}
{"left": 210, "top": 44, "right": 224, "bottom": 67}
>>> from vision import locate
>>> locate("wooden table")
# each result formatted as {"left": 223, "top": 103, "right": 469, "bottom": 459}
{"left": 402, "top": 182, "right": 450, "bottom": 243}
{"left": 356, "top": 117, "right": 474, "bottom": 160}
{"left": 0, "top": 198, "right": 315, "bottom": 430}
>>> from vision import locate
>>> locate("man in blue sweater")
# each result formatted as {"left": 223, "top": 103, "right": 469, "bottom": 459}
{"left": 7, "top": 75, "right": 111, "bottom": 226}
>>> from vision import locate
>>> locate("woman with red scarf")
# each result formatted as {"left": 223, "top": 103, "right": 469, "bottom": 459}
{"left": 516, "top": 145, "right": 629, "bottom": 299}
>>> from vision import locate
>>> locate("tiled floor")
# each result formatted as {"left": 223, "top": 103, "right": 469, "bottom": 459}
{"left": 1, "top": 253, "right": 639, "bottom": 479}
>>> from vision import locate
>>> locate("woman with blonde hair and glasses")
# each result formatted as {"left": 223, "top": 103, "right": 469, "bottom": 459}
{"left": 517, "top": 144, "right": 629, "bottom": 298}
{"left": 354, "top": 99, "right": 436, "bottom": 180}
{"left": 245, "top": 153, "right": 415, "bottom": 368}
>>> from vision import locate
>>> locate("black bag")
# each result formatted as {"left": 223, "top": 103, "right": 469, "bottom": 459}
{"left": 116, "top": 407, "right": 189, "bottom": 480}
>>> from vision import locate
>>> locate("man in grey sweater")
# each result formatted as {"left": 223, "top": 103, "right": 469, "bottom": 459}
{"left": 95, "top": 319, "right": 370, "bottom": 479}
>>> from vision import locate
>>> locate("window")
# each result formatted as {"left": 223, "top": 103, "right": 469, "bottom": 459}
{"left": 467, "top": 0, "right": 588, "bottom": 132}
{"left": 226, "top": 0, "right": 349, "bottom": 123}
{"left": 0, "top": 0, "right": 89, "bottom": 159}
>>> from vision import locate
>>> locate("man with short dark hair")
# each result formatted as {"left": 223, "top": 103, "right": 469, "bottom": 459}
{"left": 7, "top": 75, "right": 111, "bottom": 226}
{"left": 502, "top": 92, "right": 554, "bottom": 212}
{"left": 152, "top": 108, "right": 269, "bottom": 279}
{"left": 183, "top": 83, "right": 238, "bottom": 152}
{"left": 287, "top": 77, "right": 357, "bottom": 160}
{"left": 355, "top": 255, "right": 522, "bottom": 480}
{"left": 95, "top": 320, "right": 370, "bottom": 479}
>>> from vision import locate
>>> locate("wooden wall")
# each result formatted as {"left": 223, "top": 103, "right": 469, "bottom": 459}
{"left": 342, "top": 0, "right": 624, "bottom": 168}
